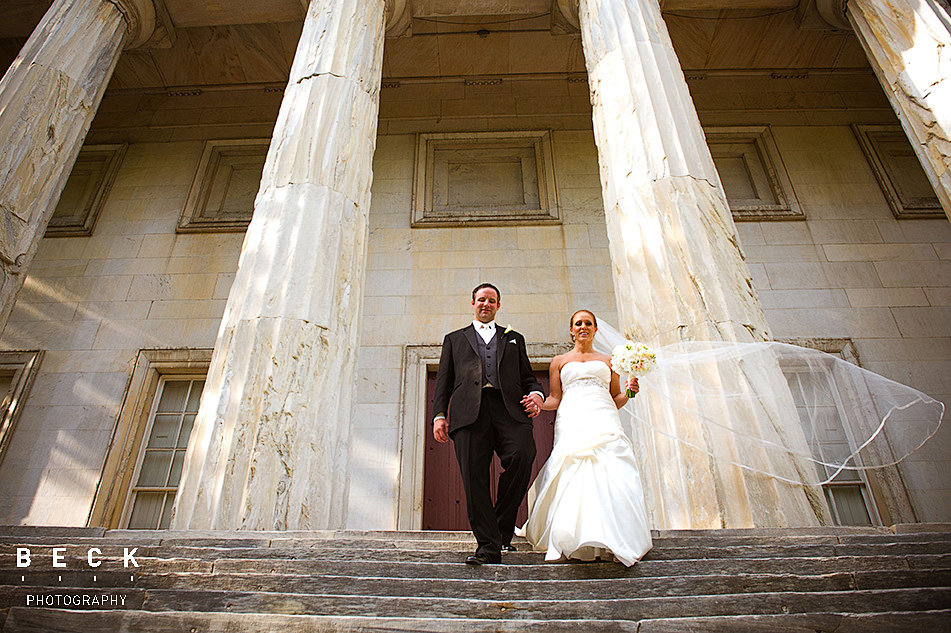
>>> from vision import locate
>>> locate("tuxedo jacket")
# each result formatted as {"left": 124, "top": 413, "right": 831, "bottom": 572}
{"left": 432, "top": 324, "right": 543, "bottom": 434}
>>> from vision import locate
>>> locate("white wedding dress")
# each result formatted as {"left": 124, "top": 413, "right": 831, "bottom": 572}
{"left": 519, "top": 360, "right": 652, "bottom": 566}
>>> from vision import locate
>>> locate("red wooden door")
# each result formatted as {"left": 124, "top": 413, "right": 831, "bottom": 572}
{"left": 422, "top": 370, "right": 555, "bottom": 530}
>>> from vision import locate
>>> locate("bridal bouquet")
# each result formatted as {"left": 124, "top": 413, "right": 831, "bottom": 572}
{"left": 611, "top": 341, "right": 656, "bottom": 397}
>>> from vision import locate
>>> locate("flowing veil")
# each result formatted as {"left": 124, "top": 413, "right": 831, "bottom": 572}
{"left": 592, "top": 321, "right": 945, "bottom": 487}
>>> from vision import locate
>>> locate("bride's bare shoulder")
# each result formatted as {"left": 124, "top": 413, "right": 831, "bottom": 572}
{"left": 551, "top": 353, "right": 574, "bottom": 370}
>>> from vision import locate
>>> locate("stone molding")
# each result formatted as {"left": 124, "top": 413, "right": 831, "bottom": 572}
{"left": 852, "top": 124, "right": 944, "bottom": 219}
{"left": 46, "top": 144, "right": 127, "bottom": 237}
{"left": 385, "top": 0, "right": 412, "bottom": 37}
{"left": 704, "top": 126, "right": 804, "bottom": 221}
{"left": 108, "top": 0, "right": 157, "bottom": 49}
{"left": 411, "top": 130, "right": 561, "bottom": 227}
{"left": 178, "top": 139, "right": 269, "bottom": 233}
{"left": 552, "top": 0, "right": 581, "bottom": 33}
{"left": 816, "top": 0, "right": 851, "bottom": 30}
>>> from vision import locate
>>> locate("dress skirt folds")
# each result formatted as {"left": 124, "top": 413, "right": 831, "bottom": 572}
{"left": 518, "top": 361, "right": 652, "bottom": 566}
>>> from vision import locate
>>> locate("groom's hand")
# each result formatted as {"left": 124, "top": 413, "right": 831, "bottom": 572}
{"left": 433, "top": 418, "right": 449, "bottom": 443}
{"left": 522, "top": 393, "right": 543, "bottom": 418}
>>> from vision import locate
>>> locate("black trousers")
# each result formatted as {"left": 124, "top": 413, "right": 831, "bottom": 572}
{"left": 451, "top": 388, "right": 537, "bottom": 558}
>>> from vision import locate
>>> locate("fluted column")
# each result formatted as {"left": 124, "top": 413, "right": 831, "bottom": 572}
{"left": 0, "top": 0, "right": 154, "bottom": 332}
{"left": 172, "top": 0, "right": 386, "bottom": 530}
{"left": 846, "top": 0, "right": 951, "bottom": 219}
{"left": 578, "top": 0, "right": 826, "bottom": 529}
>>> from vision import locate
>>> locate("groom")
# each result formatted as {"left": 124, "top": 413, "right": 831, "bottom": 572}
{"left": 432, "top": 283, "right": 544, "bottom": 565}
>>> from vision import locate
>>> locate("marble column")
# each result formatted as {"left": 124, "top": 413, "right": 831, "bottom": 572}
{"left": 172, "top": 0, "right": 386, "bottom": 530}
{"left": 0, "top": 0, "right": 154, "bottom": 332}
{"left": 846, "top": 0, "right": 951, "bottom": 219}
{"left": 578, "top": 0, "right": 827, "bottom": 529}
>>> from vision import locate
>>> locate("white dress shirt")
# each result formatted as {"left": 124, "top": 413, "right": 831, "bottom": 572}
{"left": 473, "top": 320, "right": 497, "bottom": 343}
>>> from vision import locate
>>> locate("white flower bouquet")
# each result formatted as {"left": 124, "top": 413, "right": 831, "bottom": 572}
{"left": 611, "top": 341, "right": 656, "bottom": 397}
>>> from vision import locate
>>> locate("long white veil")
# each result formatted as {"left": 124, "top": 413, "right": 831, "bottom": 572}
{"left": 592, "top": 321, "right": 945, "bottom": 486}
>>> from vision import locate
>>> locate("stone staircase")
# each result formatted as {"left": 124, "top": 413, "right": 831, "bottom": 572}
{"left": 0, "top": 524, "right": 949, "bottom": 631}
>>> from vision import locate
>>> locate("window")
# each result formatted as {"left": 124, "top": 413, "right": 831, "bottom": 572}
{"left": 705, "top": 126, "right": 803, "bottom": 221}
{"left": 178, "top": 139, "right": 269, "bottom": 232}
{"left": 781, "top": 338, "right": 879, "bottom": 526}
{"left": 46, "top": 145, "right": 126, "bottom": 237}
{"left": 0, "top": 351, "right": 43, "bottom": 467}
{"left": 853, "top": 124, "right": 942, "bottom": 218}
{"left": 89, "top": 349, "right": 211, "bottom": 529}
{"left": 412, "top": 131, "right": 561, "bottom": 227}
{"left": 784, "top": 366, "right": 876, "bottom": 525}
{"left": 124, "top": 378, "right": 203, "bottom": 529}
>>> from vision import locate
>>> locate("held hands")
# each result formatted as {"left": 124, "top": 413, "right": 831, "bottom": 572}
{"left": 521, "top": 393, "right": 543, "bottom": 418}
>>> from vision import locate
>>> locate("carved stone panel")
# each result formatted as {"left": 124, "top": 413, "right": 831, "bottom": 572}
{"left": 412, "top": 131, "right": 560, "bottom": 227}
{"left": 705, "top": 126, "right": 803, "bottom": 221}
{"left": 852, "top": 125, "right": 943, "bottom": 219}
{"left": 46, "top": 144, "right": 127, "bottom": 237}
{"left": 178, "top": 139, "right": 270, "bottom": 233}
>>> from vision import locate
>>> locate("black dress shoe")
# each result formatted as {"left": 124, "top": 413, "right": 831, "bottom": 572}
{"left": 501, "top": 544, "right": 517, "bottom": 552}
{"left": 465, "top": 552, "right": 500, "bottom": 565}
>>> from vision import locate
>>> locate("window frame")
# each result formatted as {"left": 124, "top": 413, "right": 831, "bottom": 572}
{"left": 0, "top": 350, "right": 43, "bottom": 467}
{"left": 121, "top": 375, "right": 205, "bottom": 530}
{"left": 88, "top": 349, "right": 211, "bottom": 529}
{"left": 780, "top": 337, "right": 917, "bottom": 526}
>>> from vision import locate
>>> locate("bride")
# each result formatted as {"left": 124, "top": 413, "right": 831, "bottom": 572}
{"left": 519, "top": 309, "right": 652, "bottom": 566}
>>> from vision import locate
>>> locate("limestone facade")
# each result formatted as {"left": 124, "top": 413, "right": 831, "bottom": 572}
{"left": 0, "top": 0, "right": 948, "bottom": 530}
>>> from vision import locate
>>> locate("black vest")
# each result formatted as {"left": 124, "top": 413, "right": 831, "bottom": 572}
{"left": 475, "top": 330, "right": 500, "bottom": 389}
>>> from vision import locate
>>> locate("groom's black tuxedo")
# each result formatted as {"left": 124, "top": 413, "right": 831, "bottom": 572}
{"left": 433, "top": 323, "right": 543, "bottom": 560}
{"left": 432, "top": 325, "right": 541, "bottom": 433}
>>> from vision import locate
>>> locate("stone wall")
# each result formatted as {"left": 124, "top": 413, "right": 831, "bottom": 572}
{"left": 0, "top": 67, "right": 947, "bottom": 528}
{"left": 740, "top": 126, "right": 951, "bottom": 522}
{"left": 0, "top": 140, "right": 241, "bottom": 525}
{"left": 351, "top": 127, "right": 617, "bottom": 528}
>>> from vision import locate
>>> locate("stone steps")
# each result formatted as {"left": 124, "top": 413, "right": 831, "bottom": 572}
{"left": 3, "top": 609, "right": 951, "bottom": 633}
{"left": 0, "top": 525, "right": 949, "bottom": 631}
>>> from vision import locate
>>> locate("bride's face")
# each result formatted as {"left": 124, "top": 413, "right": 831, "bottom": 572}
{"left": 570, "top": 312, "right": 597, "bottom": 343}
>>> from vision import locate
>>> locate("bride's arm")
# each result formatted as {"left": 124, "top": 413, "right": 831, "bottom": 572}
{"left": 539, "top": 357, "right": 563, "bottom": 411}
{"left": 609, "top": 370, "right": 638, "bottom": 409}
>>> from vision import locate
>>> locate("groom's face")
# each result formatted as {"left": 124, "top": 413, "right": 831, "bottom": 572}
{"left": 472, "top": 287, "right": 500, "bottom": 323}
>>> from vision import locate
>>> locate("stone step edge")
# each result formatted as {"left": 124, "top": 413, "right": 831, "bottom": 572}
{"left": 6, "top": 552, "right": 946, "bottom": 569}
{"left": 3, "top": 540, "right": 949, "bottom": 554}
{"left": 2, "top": 524, "right": 948, "bottom": 541}
{"left": 6, "top": 584, "right": 949, "bottom": 601}
{"left": 10, "top": 567, "right": 947, "bottom": 583}
{"left": 4, "top": 608, "right": 950, "bottom": 633}
{"left": 6, "top": 533, "right": 951, "bottom": 545}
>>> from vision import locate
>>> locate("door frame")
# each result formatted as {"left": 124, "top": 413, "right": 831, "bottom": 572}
{"left": 396, "top": 342, "right": 567, "bottom": 530}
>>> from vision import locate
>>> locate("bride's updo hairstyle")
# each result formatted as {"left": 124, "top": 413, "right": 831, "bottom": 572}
{"left": 569, "top": 309, "right": 598, "bottom": 328}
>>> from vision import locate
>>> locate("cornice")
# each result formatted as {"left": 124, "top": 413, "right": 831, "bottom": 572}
{"left": 108, "top": 0, "right": 157, "bottom": 49}
{"left": 385, "top": 0, "right": 413, "bottom": 38}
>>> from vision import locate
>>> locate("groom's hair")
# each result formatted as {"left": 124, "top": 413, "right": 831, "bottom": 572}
{"left": 472, "top": 283, "right": 501, "bottom": 302}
